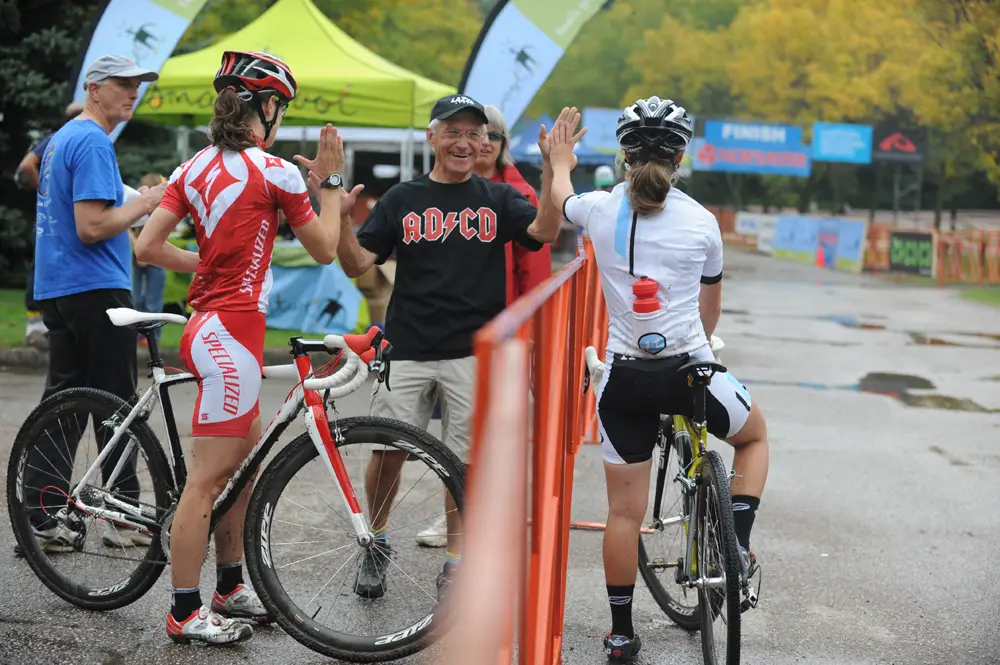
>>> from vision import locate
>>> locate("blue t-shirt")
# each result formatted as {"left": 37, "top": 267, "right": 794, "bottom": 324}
{"left": 34, "top": 119, "right": 129, "bottom": 300}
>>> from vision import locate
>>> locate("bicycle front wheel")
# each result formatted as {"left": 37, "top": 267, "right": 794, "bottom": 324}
{"left": 696, "top": 450, "right": 742, "bottom": 665}
{"left": 6, "top": 388, "right": 173, "bottom": 610}
{"left": 244, "top": 416, "right": 466, "bottom": 662}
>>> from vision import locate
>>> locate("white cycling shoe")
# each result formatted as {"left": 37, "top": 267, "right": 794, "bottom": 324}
{"left": 212, "top": 584, "right": 273, "bottom": 624}
{"left": 415, "top": 515, "right": 448, "bottom": 548}
{"left": 166, "top": 605, "right": 253, "bottom": 645}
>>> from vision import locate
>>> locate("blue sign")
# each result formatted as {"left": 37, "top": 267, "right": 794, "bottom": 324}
{"left": 689, "top": 138, "right": 812, "bottom": 178}
{"left": 812, "top": 122, "right": 873, "bottom": 164}
{"left": 266, "top": 263, "right": 364, "bottom": 335}
{"left": 705, "top": 121, "right": 802, "bottom": 148}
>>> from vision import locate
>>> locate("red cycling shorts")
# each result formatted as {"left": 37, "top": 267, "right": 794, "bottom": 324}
{"left": 179, "top": 310, "right": 266, "bottom": 438}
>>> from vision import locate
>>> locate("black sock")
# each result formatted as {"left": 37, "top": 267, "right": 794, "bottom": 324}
{"left": 607, "top": 584, "right": 635, "bottom": 639}
{"left": 171, "top": 587, "right": 202, "bottom": 621}
{"left": 731, "top": 495, "right": 760, "bottom": 551}
{"left": 216, "top": 562, "right": 244, "bottom": 596}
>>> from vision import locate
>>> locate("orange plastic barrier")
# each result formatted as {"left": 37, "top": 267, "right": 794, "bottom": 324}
{"left": 461, "top": 236, "right": 605, "bottom": 665}
{"left": 938, "top": 230, "right": 985, "bottom": 285}
{"left": 864, "top": 223, "right": 892, "bottom": 272}
{"left": 984, "top": 231, "right": 1000, "bottom": 284}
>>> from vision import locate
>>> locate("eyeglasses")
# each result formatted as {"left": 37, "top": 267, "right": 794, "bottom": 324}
{"left": 487, "top": 131, "right": 505, "bottom": 142}
{"left": 442, "top": 129, "right": 484, "bottom": 141}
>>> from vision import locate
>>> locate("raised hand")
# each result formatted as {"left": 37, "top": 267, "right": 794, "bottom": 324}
{"left": 294, "top": 124, "right": 344, "bottom": 179}
{"left": 548, "top": 106, "right": 587, "bottom": 170}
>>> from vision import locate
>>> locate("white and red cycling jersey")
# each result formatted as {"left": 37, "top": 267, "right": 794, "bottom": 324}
{"left": 161, "top": 144, "right": 315, "bottom": 313}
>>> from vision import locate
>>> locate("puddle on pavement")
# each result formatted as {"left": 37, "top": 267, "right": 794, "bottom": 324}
{"left": 743, "top": 372, "right": 996, "bottom": 413}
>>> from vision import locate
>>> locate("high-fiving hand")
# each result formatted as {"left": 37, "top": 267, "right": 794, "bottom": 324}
{"left": 545, "top": 107, "right": 587, "bottom": 171}
{"left": 294, "top": 124, "right": 344, "bottom": 180}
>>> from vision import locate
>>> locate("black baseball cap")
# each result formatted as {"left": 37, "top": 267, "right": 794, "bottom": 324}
{"left": 430, "top": 94, "right": 488, "bottom": 124}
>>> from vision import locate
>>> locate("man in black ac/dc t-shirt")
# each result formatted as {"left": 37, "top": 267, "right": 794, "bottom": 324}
{"left": 336, "top": 94, "right": 583, "bottom": 603}
{"left": 356, "top": 171, "right": 541, "bottom": 359}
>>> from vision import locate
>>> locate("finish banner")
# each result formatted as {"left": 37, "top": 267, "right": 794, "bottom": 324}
{"left": 459, "top": 0, "right": 611, "bottom": 127}
{"left": 69, "top": 0, "right": 210, "bottom": 142}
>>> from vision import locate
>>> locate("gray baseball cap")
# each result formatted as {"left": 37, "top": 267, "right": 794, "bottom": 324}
{"left": 82, "top": 55, "right": 159, "bottom": 88}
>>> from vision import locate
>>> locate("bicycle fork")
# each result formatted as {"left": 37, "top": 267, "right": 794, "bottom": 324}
{"left": 296, "top": 356, "right": 373, "bottom": 547}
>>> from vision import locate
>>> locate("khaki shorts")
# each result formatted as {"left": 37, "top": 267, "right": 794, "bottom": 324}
{"left": 370, "top": 357, "right": 475, "bottom": 461}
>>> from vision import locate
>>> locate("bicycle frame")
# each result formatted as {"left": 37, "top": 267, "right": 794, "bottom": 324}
{"left": 67, "top": 335, "right": 372, "bottom": 545}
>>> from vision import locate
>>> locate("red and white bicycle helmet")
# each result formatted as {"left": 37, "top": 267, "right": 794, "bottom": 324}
{"left": 213, "top": 50, "right": 297, "bottom": 141}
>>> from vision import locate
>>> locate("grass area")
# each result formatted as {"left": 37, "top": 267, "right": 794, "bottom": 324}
{"left": 0, "top": 289, "right": 25, "bottom": 347}
{"left": 961, "top": 287, "right": 1000, "bottom": 308}
{"left": 0, "top": 288, "right": 311, "bottom": 349}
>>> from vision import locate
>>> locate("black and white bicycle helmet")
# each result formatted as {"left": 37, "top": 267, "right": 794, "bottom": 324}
{"left": 615, "top": 96, "right": 693, "bottom": 162}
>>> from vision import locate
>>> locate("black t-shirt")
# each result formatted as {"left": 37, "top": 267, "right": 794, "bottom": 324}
{"left": 356, "top": 174, "right": 542, "bottom": 361}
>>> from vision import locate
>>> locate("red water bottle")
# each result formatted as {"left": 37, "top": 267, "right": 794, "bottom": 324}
{"left": 632, "top": 277, "right": 660, "bottom": 313}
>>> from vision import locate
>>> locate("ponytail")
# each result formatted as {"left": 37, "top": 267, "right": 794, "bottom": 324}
{"left": 208, "top": 88, "right": 257, "bottom": 152}
{"left": 626, "top": 158, "right": 678, "bottom": 215}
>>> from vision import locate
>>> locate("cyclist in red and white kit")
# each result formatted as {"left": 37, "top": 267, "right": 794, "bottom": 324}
{"left": 135, "top": 50, "right": 362, "bottom": 645}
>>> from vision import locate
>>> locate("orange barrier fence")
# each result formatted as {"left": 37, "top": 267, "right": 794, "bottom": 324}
{"left": 459, "top": 236, "right": 606, "bottom": 665}
{"left": 936, "top": 230, "right": 1000, "bottom": 286}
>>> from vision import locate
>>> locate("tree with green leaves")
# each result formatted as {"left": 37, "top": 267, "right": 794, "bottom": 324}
{"left": 0, "top": 0, "right": 102, "bottom": 287}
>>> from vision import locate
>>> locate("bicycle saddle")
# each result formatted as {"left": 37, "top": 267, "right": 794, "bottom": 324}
{"left": 678, "top": 360, "right": 727, "bottom": 387}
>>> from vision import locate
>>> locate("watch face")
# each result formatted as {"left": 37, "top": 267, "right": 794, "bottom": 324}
{"left": 328, "top": 174, "right": 342, "bottom": 186}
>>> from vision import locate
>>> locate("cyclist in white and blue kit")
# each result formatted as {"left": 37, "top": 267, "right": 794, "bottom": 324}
{"left": 547, "top": 97, "right": 770, "bottom": 660}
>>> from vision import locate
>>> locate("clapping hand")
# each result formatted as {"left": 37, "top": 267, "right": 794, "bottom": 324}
{"left": 546, "top": 106, "right": 587, "bottom": 171}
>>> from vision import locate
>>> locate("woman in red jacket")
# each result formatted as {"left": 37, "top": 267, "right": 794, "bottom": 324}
{"left": 477, "top": 105, "right": 554, "bottom": 304}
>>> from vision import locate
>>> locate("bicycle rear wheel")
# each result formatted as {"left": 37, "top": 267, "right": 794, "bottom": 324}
{"left": 6, "top": 388, "right": 173, "bottom": 610}
{"left": 244, "top": 416, "right": 466, "bottom": 662}
{"left": 638, "top": 424, "right": 700, "bottom": 630}
{"left": 696, "top": 450, "right": 741, "bottom": 665}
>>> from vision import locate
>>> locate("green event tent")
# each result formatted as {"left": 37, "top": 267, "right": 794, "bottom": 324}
{"left": 132, "top": 0, "right": 455, "bottom": 129}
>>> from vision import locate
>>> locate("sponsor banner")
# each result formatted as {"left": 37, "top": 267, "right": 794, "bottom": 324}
{"left": 704, "top": 120, "right": 802, "bottom": 148}
{"left": 459, "top": 0, "right": 607, "bottom": 128}
{"left": 266, "top": 263, "right": 365, "bottom": 335}
{"left": 734, "top": 212, "right": 779, "bottom": 255}
{"left": 833, "top": 218, "right": 868, "bottom": 273}
{"left": 690, "top": 138, "right": 812, "bottom": 177}
{"left": 811, "top": 122, "right": 873, "bottom": 164}
{"left": 770, "top": 215, "right": 867, "bottom": 271}
{"left": 772, "top": 215, "right": 820, "bottom": 263}
{"left": 888, "top": 230, "right": 936, "bottom": 276}
{"left": 873, "top": 125, "right": 926, "bottom": 163}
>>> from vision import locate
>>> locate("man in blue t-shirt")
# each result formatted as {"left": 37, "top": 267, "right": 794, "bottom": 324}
{"left": 25, "top": 55, "right": 167, "bottom": 552}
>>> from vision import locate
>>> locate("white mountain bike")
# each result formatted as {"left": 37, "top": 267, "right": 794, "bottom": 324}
{"left": 7, "top": 308, "right": 464, "bottom": 662}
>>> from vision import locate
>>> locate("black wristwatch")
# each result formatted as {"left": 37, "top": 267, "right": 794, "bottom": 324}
{"left": 320, "top": 173, "right": 343, "bottom": 190}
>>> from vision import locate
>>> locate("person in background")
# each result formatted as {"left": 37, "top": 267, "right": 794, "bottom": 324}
{"left": 594, "top": 164, "right": 616, "bottom": 192}
{"left": 14, "top": 102, "right": 85, "bottom": 350}
{"left": 129, "top": 173, "right": 169, "bottom": 343}
{"left": 416, "top": 103, "right": 553, "bottom": 548}
{"left": 23, "top": 55, "right": 165, "bottom": 554}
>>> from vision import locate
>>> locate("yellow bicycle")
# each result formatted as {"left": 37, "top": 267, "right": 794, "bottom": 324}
{"left": 585, "top": 337, "right": 754, "bottom": 665}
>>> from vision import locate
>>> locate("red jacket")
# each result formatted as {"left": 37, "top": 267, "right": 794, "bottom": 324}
{"left": 492, "top": 164, "right": 553, "bottom": 304}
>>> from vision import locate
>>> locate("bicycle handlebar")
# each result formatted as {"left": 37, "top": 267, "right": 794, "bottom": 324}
{"left": 301, "top": 327, "right": 389, "bottom": 394}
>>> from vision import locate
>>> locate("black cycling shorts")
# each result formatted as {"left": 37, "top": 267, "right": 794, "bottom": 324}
{"left": 595, "top": 345, "right": 752, "bottom": 464}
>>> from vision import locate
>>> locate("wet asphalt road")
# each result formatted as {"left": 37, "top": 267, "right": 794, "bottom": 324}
{"left": 1, "top": 248, "right": 999, "bottom": 665}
